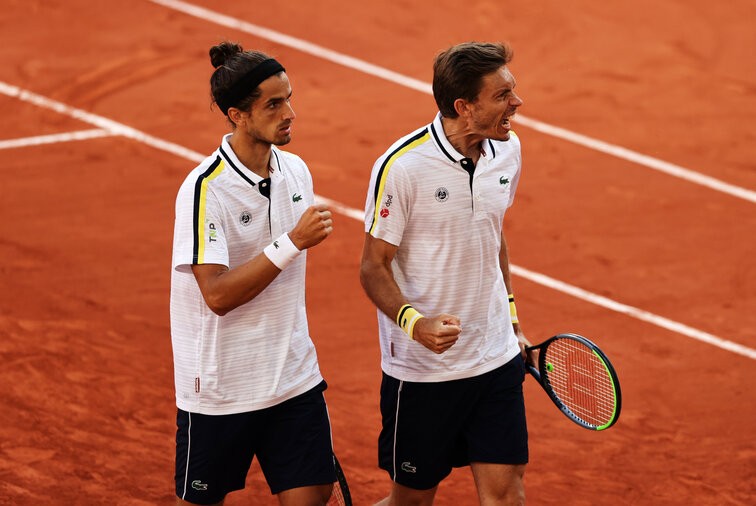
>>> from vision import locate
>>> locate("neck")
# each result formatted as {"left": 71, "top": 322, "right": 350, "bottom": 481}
{"left": 440, "top": 116, "right": 485, "bottom": 164}
{"left": 228, "top": 130, "right": 272, "bottom": 178}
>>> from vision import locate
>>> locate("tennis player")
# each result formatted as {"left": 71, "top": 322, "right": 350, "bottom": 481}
{"left": 170, "top": 42, "right": 335, "bottom": 505}
{"left": 360, "top": 42, "right": 533, "bottom": 505}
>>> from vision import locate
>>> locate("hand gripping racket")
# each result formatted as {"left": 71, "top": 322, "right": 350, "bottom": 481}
{"left": 526, "top": 333, "right": 621, "bottom": 430}
{"left": 328, "top": 454, "right": 353, "bottom": 506}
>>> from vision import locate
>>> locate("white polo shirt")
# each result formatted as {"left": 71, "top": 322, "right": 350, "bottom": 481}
{"left": 170, "top": 134, "right": 322, "bottom": 415}
{"left": 365, "top": 113, "right": 523, "bottom": 382}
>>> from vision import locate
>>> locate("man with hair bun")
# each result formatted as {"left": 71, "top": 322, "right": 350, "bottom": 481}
{"left": 361, "top": 41, "right": 533, "bottom": 505}
{"left": 170, "top": 41, "right": 336, "bottom": 505}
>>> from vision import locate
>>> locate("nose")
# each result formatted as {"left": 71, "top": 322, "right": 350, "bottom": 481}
{"left": 283, "top": 100, "right": 296, "bottom": 121}
{"left": 510, "top": 91, "right": 523, "bottom": 108}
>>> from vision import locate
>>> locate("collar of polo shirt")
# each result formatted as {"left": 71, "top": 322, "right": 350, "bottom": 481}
{"left": 219, "top": 134, "right": 286, "bottom": 190}
{"left": 429, "top": 112, "right": 497, "bottom": 165}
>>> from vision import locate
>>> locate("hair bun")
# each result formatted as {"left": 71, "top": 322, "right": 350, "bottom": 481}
{"left": 209, "top": 41, "right": 243, "bottom": 69}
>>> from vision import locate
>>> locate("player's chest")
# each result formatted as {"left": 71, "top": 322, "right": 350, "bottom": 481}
{"left": 221, "top": 177, "right": 308, "bottom": 247}
{"left": 412, "top": 159, "right": 518, "bottom": 220}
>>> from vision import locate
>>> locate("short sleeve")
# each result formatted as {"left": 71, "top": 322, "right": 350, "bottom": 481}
{"left": 172, "top": 181, "right": 229, "bottom": 273}
{"left": 364, "top": 156, "right": 411, "bottom": 246}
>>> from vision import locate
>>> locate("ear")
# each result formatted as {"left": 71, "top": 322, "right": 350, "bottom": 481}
{"left": 453, "top": 98, "right": 473, "bottom": 119}
{"left": 227, "top": 107, "right": 247, "bottom": 128}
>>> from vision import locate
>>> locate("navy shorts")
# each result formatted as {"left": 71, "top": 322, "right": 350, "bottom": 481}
{"left": 175, "top": 381, "right": 336, "bottom": 504}
{"left": 378, "top": 356, "right": 528, "bottom": 490}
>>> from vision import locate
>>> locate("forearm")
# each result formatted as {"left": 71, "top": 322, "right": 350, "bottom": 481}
{"left": 360, "top": 253, "right": 461, "bottom": 353}
{"left": 359, "top": 257, "right": 407, "bottom": 321}
{"left": 194, "top": 253, "right": 283, "bottom": 316}
{"left": 360, "top": 233, "right": 461, "bottom": 353}
{"left": 499, "top": 233, "right": 523, "bottom": 335}
{"left": 196, "top": 204, "right": 332, "bottom": 316}
{"left": 499, "top": 234, "right": 515, "bottom": 294}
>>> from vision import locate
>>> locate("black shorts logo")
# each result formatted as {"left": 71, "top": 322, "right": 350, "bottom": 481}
{"left": 435, "top": 187, "right": 449, "bottom": 202}
{"left": 239, "top": 211, "right": 251, "bottom": 226}
{"left": 401, "top": 461, "right": 417, "bottom": 473}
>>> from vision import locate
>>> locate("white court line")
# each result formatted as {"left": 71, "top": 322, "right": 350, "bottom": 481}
{"left": 1, "top": 80, "right": 753, "bottom": 361}
{"left": 315, "top": 195, "right": 364, "bottom": 222}
{"left": 147, "top": 0, "right": 756, "bottom": 205}
{"left": 510, "top": 265, "right": 756, "bottom": 360}
{"left": 0, "top": 129, "right": 113, "bottom": 150}
{"left": 0, "top": 81, "right": 205, "bottom": 164}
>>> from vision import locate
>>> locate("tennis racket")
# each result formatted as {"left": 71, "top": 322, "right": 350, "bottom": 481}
{"left": 327, "top": 454, "right": 352, "bottom": 506}
{"left": 525, "top": 333, "right": 621, "bottom": 431}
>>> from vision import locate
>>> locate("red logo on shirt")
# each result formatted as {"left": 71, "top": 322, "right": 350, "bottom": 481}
{"left": 380, "top": 208, "right": 390, "bottom": 218}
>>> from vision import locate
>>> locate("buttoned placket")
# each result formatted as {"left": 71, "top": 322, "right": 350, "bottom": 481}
{"left": 472, "top": 155, "right": 492, "bottom": 215}
{"left": 459, "top": 157, "right": 476, "bottom": 212}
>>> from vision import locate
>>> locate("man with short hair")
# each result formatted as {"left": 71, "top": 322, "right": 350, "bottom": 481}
{"left": 360, "top": 41, "right": 532, "bottom": 505}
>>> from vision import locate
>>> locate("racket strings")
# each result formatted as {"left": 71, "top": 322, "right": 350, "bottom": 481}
{"left": 543, "top": 339, "right": 616, "bottom": 425}
{"left": 327, "top": 456, "right": 351, "bottom": 506}
{"left": 327, "top": 482, "right": 346, "bottom": 506}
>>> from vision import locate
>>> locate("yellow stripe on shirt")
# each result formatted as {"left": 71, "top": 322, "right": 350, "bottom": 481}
{"left": 369, "top": 130, "right": 430, "bottom": 235}
{"left": 195, "top": 159, "right": 225, "bottom": 264}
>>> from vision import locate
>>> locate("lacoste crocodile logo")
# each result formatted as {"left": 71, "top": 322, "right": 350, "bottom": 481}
{"left": 499, "top": 176, "right": 509, "bottom": 185}
{"left": 292, "top": 194, "right": 302, "bottom": 202}
{"left": 191, "top": 480, "right": 208, "bottom": 491}
{"left": 273, "top": 241, "right": 279, "bottom": 249}
{"left": 401, "top": 461, "right": 416, "bottom": 473}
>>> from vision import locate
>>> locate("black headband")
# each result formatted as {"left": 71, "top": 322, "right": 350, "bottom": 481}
{"left": 216, "top": 58, "right": 286, "bottom": 115}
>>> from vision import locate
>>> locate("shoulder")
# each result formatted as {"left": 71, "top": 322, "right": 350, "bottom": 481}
{"left": 273, "top": 147, "right": 309, "bottom": 173}
{"left": 376, "top": 125, "right": 433, "bottom": 166}
{"left": 273, "top": 147, "right": 313, "bottom": 191}
{"left": 492, "top": 131, "right": 521, "bottom": 149}
{"left": 176, "top": 154, "right": 225, "bottom": 196}
{"left": 489, "top": 132, "right": 521, "bottom": 161}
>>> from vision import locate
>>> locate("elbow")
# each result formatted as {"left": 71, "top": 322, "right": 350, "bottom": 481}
{"left": 360, "top": 258, "right": 390, "bottom": 293}
{"left": 209, "top": 306, "right": 229, "bottom": 317}
{"left": 203, "top": 293, "right": 232, "bottom": 317}
{"left": 359, "top": 262, "right": 373, "bottom": 292}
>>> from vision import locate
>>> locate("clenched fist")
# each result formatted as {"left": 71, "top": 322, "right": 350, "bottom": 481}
{"left": 413, "top": 314, "right": 461, "bottom": 354}
{"left": 289, "top": 204, "right": 333, "bottom": 250}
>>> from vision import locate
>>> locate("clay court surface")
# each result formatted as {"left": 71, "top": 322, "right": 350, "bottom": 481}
{"left": 1, "top": 0, "right": 755, "bottom": 504}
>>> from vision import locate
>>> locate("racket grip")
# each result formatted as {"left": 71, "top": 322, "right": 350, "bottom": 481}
{"left": 525, "top": 363, "right": 540, "bottom": 380}
{"left": 523, "top": 346, "right": 539, "bottom": 379}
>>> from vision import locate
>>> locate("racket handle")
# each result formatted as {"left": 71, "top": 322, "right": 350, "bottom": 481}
{"left": 525, "top": 363, "right": 540, "bottom": 381}
{"left": 523, "top": 345, "right": 540, "bottom": 380}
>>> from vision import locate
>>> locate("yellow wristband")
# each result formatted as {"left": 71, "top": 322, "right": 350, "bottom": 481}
{"left": 508, "top": 294, "right": 519, "bottom": 324}
{"left": 397, "top": 304, "right": 424, "bottom": 340}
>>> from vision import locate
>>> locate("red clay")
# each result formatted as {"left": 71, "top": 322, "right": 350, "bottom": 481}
{"left": 1, "top": 1, "right": 754, "bottom": 504}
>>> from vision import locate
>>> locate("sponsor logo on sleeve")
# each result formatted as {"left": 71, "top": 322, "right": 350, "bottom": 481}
{"left": 207, "top": 220, "right": 218, "bottom": 241}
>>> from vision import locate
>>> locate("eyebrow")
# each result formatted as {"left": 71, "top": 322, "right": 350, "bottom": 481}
{"left": 497, "top": 79, "right": 517, "bottom": 95}
{"left": 264, "top": 90, "right": 293, "bottom": 106}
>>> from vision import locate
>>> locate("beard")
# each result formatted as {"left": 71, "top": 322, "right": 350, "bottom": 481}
{"left": 250, "top": 125, "right": 292, "bottom": 147}
{"left": 472, "top": 111, "right": 514, "bottom": 142}
{"left": 272, "top": 133, "right": 292, "bottom": 146}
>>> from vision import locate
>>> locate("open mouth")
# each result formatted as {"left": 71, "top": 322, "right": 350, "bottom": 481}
{"left": 502, "top": 113, "right": 516, "bottom": 130}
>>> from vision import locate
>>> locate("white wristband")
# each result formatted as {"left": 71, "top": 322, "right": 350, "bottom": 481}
{"left": 263, "top": 233, "right": 301, "bottom": 270}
